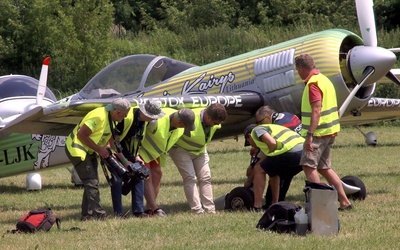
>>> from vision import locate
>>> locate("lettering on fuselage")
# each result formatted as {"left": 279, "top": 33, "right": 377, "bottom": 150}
{"left": 190, "top": 95, "right": 243, "bottom": 107}
{"left": 132, "top": 95, "right": 243, "bottom": 108}
{"left": 182, "top": 72, "right": 236, "bottom": 94}
{"left": 0, "top": 144, "right": 35, "bottom": 165}
{"left": 368, "top": 98, "right": 400, "bottom": 107}
{"left": 224, "top": 79, "right": 255, "bottom": 93}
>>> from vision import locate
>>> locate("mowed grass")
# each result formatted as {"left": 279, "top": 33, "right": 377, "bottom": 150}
{"left": 1, "top": 126, "right": 400, "bottom": 249}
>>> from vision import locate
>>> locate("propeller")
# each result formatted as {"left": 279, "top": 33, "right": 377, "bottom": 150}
{"left": 339, "top": 1, "right": 398, "bottom": 116}
{"left": 339, "top": 66, "right": 374, "bottom": 118}
{"left": 36, "top": 57, "right": 50, "bottom": 105}
{"left": 355, "top": 0, "right": 377, "bottom": 47}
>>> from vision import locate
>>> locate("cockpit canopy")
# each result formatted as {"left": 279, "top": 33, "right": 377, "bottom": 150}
{"left": 78, "top": 54, "right": 196, "bottom": 99}
{"left": 0, "top": 75, "right": 56, "bottom": 101}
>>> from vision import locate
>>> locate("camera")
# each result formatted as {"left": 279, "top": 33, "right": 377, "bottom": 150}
{"left": 103, "top": 150, "right": 150, "bottom": 182}
{"left": 126, "top": 162, "right": 150, "bottom": 180}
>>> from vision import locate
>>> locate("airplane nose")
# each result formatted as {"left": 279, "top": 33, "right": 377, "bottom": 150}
{"left": 347, "top": 46, "right": 396, "bottom": 85}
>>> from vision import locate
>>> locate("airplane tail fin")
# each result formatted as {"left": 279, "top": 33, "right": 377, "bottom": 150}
{"left": 36, "top": 57, "right": 50, "bottom": 105}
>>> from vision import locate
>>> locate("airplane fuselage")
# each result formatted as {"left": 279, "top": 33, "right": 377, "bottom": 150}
{"left": 1, "top": 29, "right": 397, "bottom": 178}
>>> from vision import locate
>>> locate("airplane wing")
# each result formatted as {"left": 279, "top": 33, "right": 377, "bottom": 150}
{"left": 376, "top": 69, "right": 400, "bottom": 84}
{"left": 341, "top": 97, "right": 400, "bottom": 126}
{"left": 0, "top": 105, "right": 75, "bottom": 137}
{"left": 0, "top": 92, "right": 265, "bottom": 138}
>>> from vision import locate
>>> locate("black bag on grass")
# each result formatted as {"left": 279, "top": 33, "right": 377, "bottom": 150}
{"left": 15, "top": 208, "right": 60, "bottom": 233}
{"left": 256, "top": 201, "right": 300, "bottom": 233}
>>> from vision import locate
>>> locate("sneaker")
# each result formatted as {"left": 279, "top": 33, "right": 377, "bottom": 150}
{"left": 193, "top": 209, "right": 205, "bottom": 215}
{"left": 133, "top": 212, "right": 151, "bottom": 218}
{"left": 80, "top": 215, "right": 93, "bottom": 221}
{"left": 153, "top": 208, "right": 167, "bottom": 217}
{"left": 251, "top": 207, "right": 264, "bottom": 213}
{"left": 144, "top": 209, "right": 154, "bottom": 216}
{"left": 96, "top": 212, "right": 108, "bottom": 220}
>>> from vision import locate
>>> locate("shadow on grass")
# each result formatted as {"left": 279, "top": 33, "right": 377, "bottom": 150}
{"left": 334, "top": 141, "right": 400, "bottom": 149}
{"left": 0, "top": 182, "right": 110, "bottom": 194}
{"left": 161, "top": 178, "right": 245, "bottom": 187}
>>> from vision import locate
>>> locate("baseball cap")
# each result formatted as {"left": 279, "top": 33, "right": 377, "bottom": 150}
{"left": 106, "top": 98, "right": 131, "bottom": 111}
{"left": 271, "top": 112, "right": 284, "bottom": 123}
{"left": 139, "top": 100, "right": 165, "bottom": 119}
{"left": 178, "top": 108, "right": 195, "bottom": 132}
{"left": 244, "top": 124, "right": 257, "bottom": 146}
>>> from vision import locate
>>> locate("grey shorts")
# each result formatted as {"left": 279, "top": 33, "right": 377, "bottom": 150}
{"left": 300, "top": 136, "right": 335, "bottom": 169}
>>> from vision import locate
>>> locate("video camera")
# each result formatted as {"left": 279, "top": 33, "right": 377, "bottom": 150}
{"left": 103, "top": 149, "right": 150, "bottom": 182}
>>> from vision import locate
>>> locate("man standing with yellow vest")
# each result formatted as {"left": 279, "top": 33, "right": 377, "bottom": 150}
{"left": 246, "top": 124, "right": 304, "bottom": 210}
{"left": 169, "top": 103, "right": 228, "bottom": 214}
{"left": 295, "top": 54, "right": 352, "bottom": 211}
{"left": 65, "top": 98, "right": 131, "bottom": 221}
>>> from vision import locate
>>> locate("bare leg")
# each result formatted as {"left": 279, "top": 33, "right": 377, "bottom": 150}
{"left": 302, "top": 165, "right": 321, "bottom": 182}
{"left": 253, "top": 164, "right": 266, "bottom": 208}
{"left": 150, "top": 166, "right": 162, "bottom": 199}
{"left": 144, "top": 175, "right": 157, "bottom": 210}
{"left": 318, "top": 169, "right": 352, "bottom": 208}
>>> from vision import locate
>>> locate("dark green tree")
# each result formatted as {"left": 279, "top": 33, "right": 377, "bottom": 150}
{"left": 0, "top": 0, "right": 114, "bottom": 93}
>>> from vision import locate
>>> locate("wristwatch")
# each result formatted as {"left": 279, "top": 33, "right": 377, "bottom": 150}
{"left": 307, "top": 131, "right": 313, "bottom": 137}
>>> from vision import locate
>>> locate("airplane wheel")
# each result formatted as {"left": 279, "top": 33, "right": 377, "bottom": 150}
{"left": 341, "top": 175, "right": 367, "bottom": 200}
{"left": 224, "top": 187, "right": 254, "bottom": 211}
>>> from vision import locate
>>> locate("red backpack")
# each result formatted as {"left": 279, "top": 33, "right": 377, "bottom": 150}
{"left": 14, "top": 208, "right": 61, "bottom": 233}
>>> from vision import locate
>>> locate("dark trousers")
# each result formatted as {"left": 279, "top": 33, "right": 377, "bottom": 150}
{"left": 109, "top": 169, "right": 145, "bottom": 216}
{"left": 65, "top": 149, "right": 106, "bottom": 216}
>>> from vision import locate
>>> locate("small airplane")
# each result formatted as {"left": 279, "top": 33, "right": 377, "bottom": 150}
{"left": 0, "top": 1, "right": 398, "bottom": 199}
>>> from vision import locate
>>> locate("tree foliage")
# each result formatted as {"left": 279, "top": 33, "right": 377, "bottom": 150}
{"left": 0, "top": 0, "right": 399, "bottom": 94}
{"left": 0, "top": 0, "right": 113, "bottom": 93}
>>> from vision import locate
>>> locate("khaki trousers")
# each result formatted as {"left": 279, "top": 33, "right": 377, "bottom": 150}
{"left": 169, "top": 147, "right": 215, "bottom": 214}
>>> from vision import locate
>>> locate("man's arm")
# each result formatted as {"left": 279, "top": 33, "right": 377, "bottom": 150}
{"left": 309, "top": 100, "right": 322, "bottom": 133}
{"left": 77, "top": 124, "right": 109, "bottom": 159}
{"left": 260, "top": 133, "right": 277, "bottom": 153}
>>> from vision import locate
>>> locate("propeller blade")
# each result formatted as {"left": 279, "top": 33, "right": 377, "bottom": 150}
{"left": 388, "top": 48, "right": 400, "bottom": 53}
{"left": 355, "top": 0, "right": 377, "bottom": 47}
{"left": 339, "top": 66, "right": 375, "bottom": 118}
{"left": 385, "top": 70, "right": 400, "bottom": 87}
{"left": 36, "top": 57, "right": 50, "bottom": 105}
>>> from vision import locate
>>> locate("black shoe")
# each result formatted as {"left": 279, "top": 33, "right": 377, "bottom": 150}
{"left": 96, "top": 212, "right": 108, "bottom": 220}
{"left": 262, "top": 204, "right": 270, "bottom": 210}
{"left": 133, "top": 212, "right": 150, "bottom": 218}
{"left": 80, "top": 215, "right": 93, "bottom": 221}
{"left": 251, "top": 207, "right": 264, "bottom": 212}
{"left": 338, "top": 204, "right": 353, "bottom": 211}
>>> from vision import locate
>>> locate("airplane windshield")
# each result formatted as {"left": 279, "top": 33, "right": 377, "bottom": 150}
{"left": 0, "top": 75, "right": 56, "bottom": 101}
{"left": 78, "top": 54, "right": 196, "bottom": 99}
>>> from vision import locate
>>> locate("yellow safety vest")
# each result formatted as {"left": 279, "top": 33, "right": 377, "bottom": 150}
{"left": 252, "top": 124, "right": 304, "bottom": 157}
{"left": 118, "top": 108, "right": 147, "bottom": 155}
{"left": 174, "top": 108, "right": 221, "bottom": 155}
{"left": 66, "top": 107, "right": 112, "bottom": 161}
{"left": 301, "top": 73, "right": 340, "bottom": 137}
{"left": 139, "top": 108, "right": 183, "bottom": 164}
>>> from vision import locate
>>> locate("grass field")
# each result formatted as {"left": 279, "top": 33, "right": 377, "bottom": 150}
{"left": 1, "top": 126, "right": 400, "bottom": 249}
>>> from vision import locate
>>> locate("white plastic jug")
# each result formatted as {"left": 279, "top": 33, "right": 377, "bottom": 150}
{"left": 294, "top": 208, "right": 308, "bottom": 236}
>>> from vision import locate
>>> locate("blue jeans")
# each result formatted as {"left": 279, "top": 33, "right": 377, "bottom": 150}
{"left": 109, "top": 168, "right": 144, "bottom": 216}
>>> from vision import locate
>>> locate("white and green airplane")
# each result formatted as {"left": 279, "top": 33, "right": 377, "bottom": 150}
{"left": 0, "top": 1, "right": 398, "bottom": 198}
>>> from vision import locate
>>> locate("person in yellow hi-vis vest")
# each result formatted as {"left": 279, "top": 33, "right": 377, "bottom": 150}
{"left": 65, "top": 98, "right": 131, "bottom": 221}
{"left": 110, "top": 100, "right": 165, "bottom": 218}
{"left": 169, "top": 103, "right": 228, "bottom": 214}
{"left": 138, "top": 108, "right": 196, "bottom": 216}
{"left": 246, "top": 123, "right": 304, "bottom": 211}
{"left": 295, "top": 54, "right": 352, "bottom": 211}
